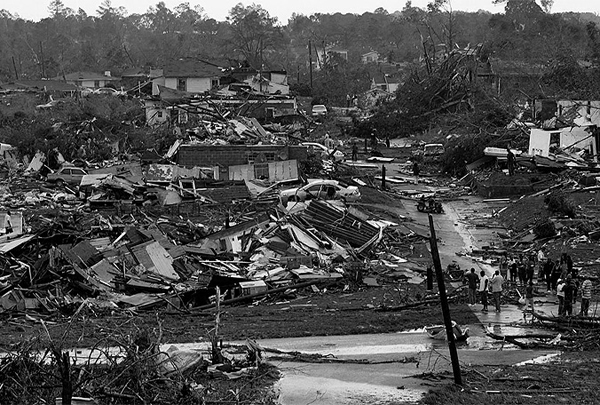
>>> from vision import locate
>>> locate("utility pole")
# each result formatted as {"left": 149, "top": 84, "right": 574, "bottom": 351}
{"left": 259, "top": 37, "right": 263, "bottom": 94}
{"left": 11, "top": 56, "right": 19, "bottom": 80}
{"left": 39, "top": 41, "right": 46, "bottom": 78}
{"left": 308, "top": 40, "right": 313, "bottom": 89}
{"left": 428, "top": 214, "right": 462, "bottom": 385}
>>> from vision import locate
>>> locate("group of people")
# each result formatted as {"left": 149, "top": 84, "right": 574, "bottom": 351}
{"left": 465, "top": 249, "right": 594, "bottom": 317}
{"left": 464, "top": 268, "right": 505, "bottom": 313}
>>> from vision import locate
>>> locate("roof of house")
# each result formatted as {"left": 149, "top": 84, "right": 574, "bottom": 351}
{"left": 362, "top": 51, "right": 379, "bottom": 57}
{"left": 372, "top": 72, "right": 399, "bottom": 84}
{"left": 60, "top": 71, "right": 120, "bottom": 81}
{"left": 0, "top": 80, "right": 78, "bottom": 91}
{"left": 164, "top": 58, "right": 223, "bottom": 78}
{"left": 121, "top": 67, "right": 148, "bottom": 78}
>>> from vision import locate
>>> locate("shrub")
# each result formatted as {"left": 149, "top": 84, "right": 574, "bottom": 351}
{"left": 544, "top": 191, "right": 577, "bottom": 218}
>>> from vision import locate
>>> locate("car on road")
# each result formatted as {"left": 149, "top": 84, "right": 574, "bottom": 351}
{"left": 301, "top": 142, "right": 345, "bottom": 162}
{"left": 46, "top": 166, "right": 88, "bottom": 186}
{"left": 280, "top": 179, "right": 361, "bottom": 204}
{"left": 311, "top": 104, "right": 328, "bottom": 117}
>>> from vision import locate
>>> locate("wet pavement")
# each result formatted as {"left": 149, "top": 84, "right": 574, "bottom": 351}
{"left": 262, "top": 192, "right": 567, "bottom": 405}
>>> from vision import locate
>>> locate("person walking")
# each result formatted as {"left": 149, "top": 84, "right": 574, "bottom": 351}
{"left": 479, "top": 270, "right": 489, "bottom": 312}
{"left": 464, "top": 268, "right": 479, "bottom": 306}
{"left": 563, "top": 276, "right": 575, "bottom": 316}
{"left": 557, "top": 279, "right": 565, "bottom": 316}
{"left": 490, "top": 270, "right": 504, "bottom": 312}
{"left": 525, "top": 281, "right": 534, "bottom": 313}
{"left": 580, "top": 277, "right": 592, "bottom": 316}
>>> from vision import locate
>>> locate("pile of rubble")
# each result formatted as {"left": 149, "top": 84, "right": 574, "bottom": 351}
{"left": 0, "top": 173, "right": 430, "bottom": 317}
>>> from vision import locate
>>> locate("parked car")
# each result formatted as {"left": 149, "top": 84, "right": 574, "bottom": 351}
{"left": 94, "top": 87, "right": 126, "bottom": 96}
{"left": 311, "top": 104, "right": 328, "bottom": 117}
{"left": 280, "top": 179, "right": 361, "bottom": 204}
{"left": 46, "top": 166, "right": 88, "bottom": 186}
{"left": 301, "top": 142, "right": 345, "bottom": 162}
{"left": 423, "top": 143, "right": 445, "bottom": 156}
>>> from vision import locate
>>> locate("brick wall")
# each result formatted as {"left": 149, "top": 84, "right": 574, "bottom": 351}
{"left": 176, "top": 145, "right": 307, "bottom": 171}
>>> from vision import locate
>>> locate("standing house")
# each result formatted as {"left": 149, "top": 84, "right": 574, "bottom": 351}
{"left": 161, "top": 59, "right": 222, "bottom": 94}
{"left": 371, "top": 72, "right": 399, "bottom": 93}
{"left": 60, "top": 71, "right": 120, "bottom": 88}
{"left": 361, "top": 51, "right": 380, "bottom": 64}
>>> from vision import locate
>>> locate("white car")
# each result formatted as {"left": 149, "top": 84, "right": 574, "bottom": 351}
{"left": 280, "top": 180, "right": 361, "bottom": 203}
{"left": 94, "top": 87, "right": 126, "bottom": 96}
{"left": 311, "top": 104, "right": 327, "bottom": 116}
{"left": 301, "top": 142, "right": 345, "bottom": 162}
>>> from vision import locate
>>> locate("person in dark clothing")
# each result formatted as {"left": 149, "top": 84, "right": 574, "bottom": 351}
{"left": 464, "top": 268, "right": 479, "bottom": 306}
{"left": 563, "top": 276, "right": 575, "bottom": 316}
{"left": 517, "top": 258, "right": 527, "bottom": 286}
{"left": 507, "top": 147, "right": 515, "bottom": 176}
{"left": 544, "top": 258, "right": 555, "bottom": 292}
{"left": 413, "top": 161, "right": 420, "bottom": 177}
{"left": 551, "top": 259, "right": 562, "bottom": 291}
{"left": 385, "top": 136, "right": 390, "bottom": 148}
{"left": 526, "top": 257, "right": 535, "bottom": 283}
{"left": 352, "top": 142, "right": 359, "bottom": 161}
{"left": 509, "top": 258, "right": 518, "bottom": 283}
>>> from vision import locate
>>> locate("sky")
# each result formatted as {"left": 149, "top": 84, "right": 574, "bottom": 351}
{"left": 3, "top": 0, "right": 600, "bottom": 22}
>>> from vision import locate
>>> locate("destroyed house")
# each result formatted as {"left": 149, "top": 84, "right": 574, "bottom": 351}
{"left": 224, "top": 67, "right": 290, "bottom": 95}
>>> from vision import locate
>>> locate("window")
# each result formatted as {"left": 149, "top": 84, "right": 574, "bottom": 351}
{"left": 265, "top": 107, "right": 275, "bottom": 118}
{"left": 157, "top": 111, "right": 163, "bottom": 118}
{"left": 254, "top": 163, "right": 269, "bottom": 180}
{"left": 211, "top": 78, "right": 219, "bottom": 89}
{"left": 177, "top": 78, "right": 186, "bottom": 92}
{"left": 94, "top": 80, "right": 100, "bottom": 87}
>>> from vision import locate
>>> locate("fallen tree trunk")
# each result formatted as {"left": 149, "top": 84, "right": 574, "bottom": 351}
{"left": 190, "top": 279, "right": 341, "bottom": 313}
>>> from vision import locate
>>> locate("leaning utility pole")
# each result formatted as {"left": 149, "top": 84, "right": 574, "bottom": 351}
{"left": 428, "top": 214, "right": 462, "bottom": 385}
{"left": 308, "top": 40, "right": 313, "bottom": 89}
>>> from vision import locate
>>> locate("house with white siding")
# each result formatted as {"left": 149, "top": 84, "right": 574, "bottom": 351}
{"left": 155, "top": 58, "right": 222, "bottom": 96}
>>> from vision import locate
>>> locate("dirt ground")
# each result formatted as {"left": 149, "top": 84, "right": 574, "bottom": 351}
{"left": 0, "top": 284, "right": 478, "bottom": 348}
{"left": 420, "top": 351, "right": 600, "bottom": 404}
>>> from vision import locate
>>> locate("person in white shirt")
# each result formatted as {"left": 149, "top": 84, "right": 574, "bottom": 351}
{"left": 479, "top": 270, "right": 489, "bottom": 312}
{"left": 490, "top": 270, "right": 504, "bottom": 312}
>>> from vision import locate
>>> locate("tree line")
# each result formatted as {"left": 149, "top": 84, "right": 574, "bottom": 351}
{"left": 0, "top": 0, "right": 599, "bottom": 102}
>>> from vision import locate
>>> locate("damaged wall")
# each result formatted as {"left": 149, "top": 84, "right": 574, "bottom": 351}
{"left": 229, "top": 159, "right": 299, "bottom": 182}
{"left": 529, "top": 127, "right": 596, "bottom": 157}
{"left": 176, "top": 145, "right": 307, "bottom": 179}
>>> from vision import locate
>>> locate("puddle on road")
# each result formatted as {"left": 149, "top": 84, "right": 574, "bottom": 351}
{"left": 516, "top": 353, "right": 560, "bottom": 366}
{"left": 277, "top": 373, "right": 425, "bottom": 405}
